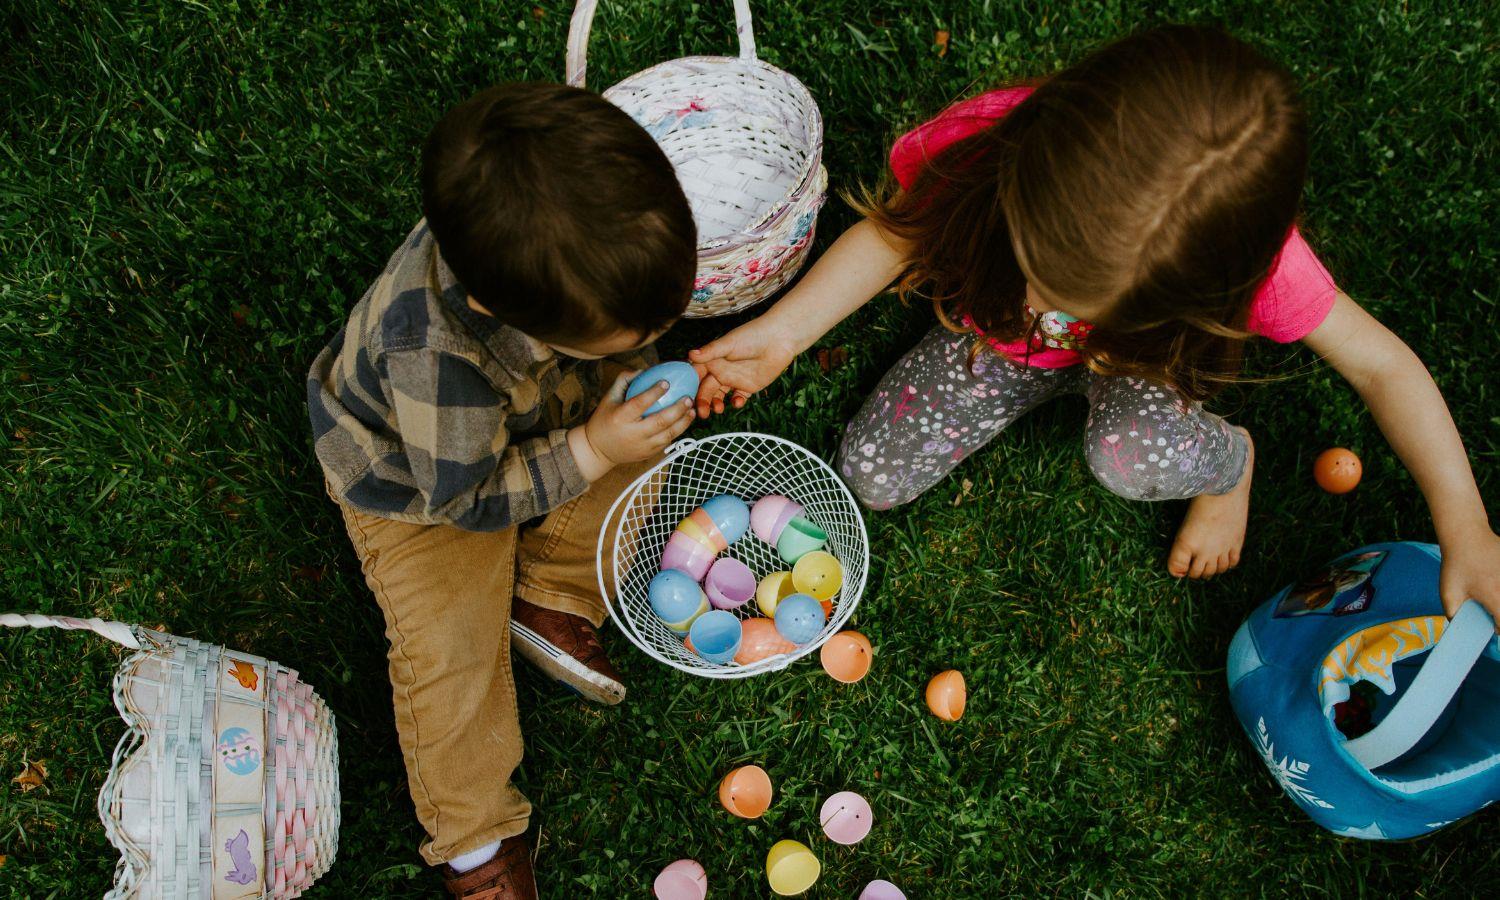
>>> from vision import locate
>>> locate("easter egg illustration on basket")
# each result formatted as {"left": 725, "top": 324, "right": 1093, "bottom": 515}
{"left": 926, "top": 670, "right": 967, "bottom": 721}
{"left": 774, "top": 593, "right": 826, "bottom": 645}
{"left": 626, "top": 361, "right": 700, "bottom": 417}
{"left": 718, "top": 764, "right": 774, "bottom": 818}
{"left": 735, "top": 618, "right": 798, "bottom": 665}
{"left": 649, "top": 569, "right": 710, "bottom": 634}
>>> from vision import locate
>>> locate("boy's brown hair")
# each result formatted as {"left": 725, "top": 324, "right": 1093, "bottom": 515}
{"left": 421, "top": 83, "right": 696, "bottom": 342}
{"left": 861, "top": 25, "right": 1308, "bottom": 400}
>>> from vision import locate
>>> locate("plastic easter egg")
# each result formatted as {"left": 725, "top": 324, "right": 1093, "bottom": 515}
{"left": 688, "top": 610, "right": 742, "bottom": 664}
{"left": 661, "top": 531, "right": 718, "bottom": 581}
{"left": 774, "top": 593, "right": 826, "bottom": 645}
{"left": 756, "top": 571, "right": 796, "bottom": 617}
{"left": 926, "top": 670, "right": 967, "bottom": 721}
{"left": 791, "top": 550, "right": 843, "bottom": 601}
{"left": 751, "top": 494, "right": 804, "bottom": 544}
{"left": 718, "top": 764, "right": 773, "bottom": 818}
{"left": 766, "top": 840, "right": 820, "bottom": 896}
{"left": 705, "top": 557, "right": 756, "bottom": 610}
{"left": 859, "top": 880, "right": 907, "bottom": 900}
{"left": 648, "top": 569, "right": 710, "bottom": 634}
{"left": 820, "top": 790, "right": 874, "bottom": 845}
{"left": 700, "top": 494, "right": 750, "bottom": 545}
{"left": 678, "top": 509, "right": 728, "bottom": 552}
{"left": 1314, "top": 447, "right": 1362, "bottom": 494}
{"left": 776, "top": 517, "right": 828, "bottom": 565}
{"left": 626, "top": 361, "right": 700, "bottom": 417}
{"left": 819, "top": 631, "right": 873, "bottom": 684}
{"left": 735, "top": 618, "right": 798, "bottom": 664}
{"left": 654, "top": 859, "right": 708, "bottom": 900}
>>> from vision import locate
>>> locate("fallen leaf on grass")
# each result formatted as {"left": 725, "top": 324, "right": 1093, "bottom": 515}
{"left": 952, "top": 478, "right": 974, "bottom": 506}
{"left": 935, "top": 30, "right": 950, "bottom": 57}
{"left": 13, "top": 760, "right": 47, "bottom": 792}
{"left": 816, "top": 347, "right": 849, "bottom": 373}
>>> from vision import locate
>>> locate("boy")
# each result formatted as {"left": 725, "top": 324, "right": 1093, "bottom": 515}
{"left": 307, "top": 83, "right": 697, "bottom": 899}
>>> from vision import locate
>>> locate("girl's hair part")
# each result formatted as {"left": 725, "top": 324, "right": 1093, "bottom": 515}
{"left": 855, "top": 25, "right": 1309, "bottom": 400}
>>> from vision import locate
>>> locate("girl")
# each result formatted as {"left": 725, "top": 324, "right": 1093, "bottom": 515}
{"left": 690, "top": 26, "right": 1500, "bottom": 620}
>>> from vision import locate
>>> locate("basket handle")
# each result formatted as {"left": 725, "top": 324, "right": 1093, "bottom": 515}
{"left": 0, "top": 612, "right": 142, "bottom": 650}
{"left": 566, "top": 0, "right": 757, "bottom": 89}
{"left": 1342, "top": 599, "right": 1495, "bottom": 770}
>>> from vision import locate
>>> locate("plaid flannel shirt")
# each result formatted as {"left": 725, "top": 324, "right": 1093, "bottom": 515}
{"left": 307, "top": 221, "right": 655, "bottom": 531}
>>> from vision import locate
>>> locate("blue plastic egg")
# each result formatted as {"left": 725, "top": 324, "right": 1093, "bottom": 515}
{"left": 700, "top": 494, "right": 750, "bottom": 545}
{"left": 625, "top": 361, "right": 700, "bottom": 417}
{"left": 688, "top": 610, "right": 743, "bottom": 665}
{"left": 774, "top": 593, "right": 827, "bottom": 645}
{"left": 649, "top": 569, "right": 709, "bottom": 634}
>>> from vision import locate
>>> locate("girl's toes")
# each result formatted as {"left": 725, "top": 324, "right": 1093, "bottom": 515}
{"left": 1188, "top": 552, "right": 1211, "bottom": 579}
{"left": 1228, "top": 548, "right": 1242, "bottom": 568}
{"left": 1168, "top": 543, "right": 1193, "bottom": 578}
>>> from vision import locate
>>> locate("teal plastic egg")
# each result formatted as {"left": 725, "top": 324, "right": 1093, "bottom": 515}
{"left": 626, "top": 362, "right": 700, "bottom": 417}
{"left": 774, "top": 593, "right": 826, "bottom": 644}
{"left": 700, "top": 494, "right": 750, "bottom": 544}
{"left": 649, "top": 569, "right": 709, "bottom": 634}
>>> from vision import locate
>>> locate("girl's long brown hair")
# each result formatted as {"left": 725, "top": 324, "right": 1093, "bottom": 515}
{"left": 861, "top": 25, "right": 1309, "bottom": 400}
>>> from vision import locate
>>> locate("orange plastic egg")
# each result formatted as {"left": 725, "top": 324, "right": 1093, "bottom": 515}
{"left": 736, "top": 618, "right": 798, "bottom": 665}
{"left": 925, "top": 670, "right": 966, "bottom": 721}
{"left": 1314, "top": 447, "right": 1362, "bottom": 494}
{"left": 819, "top": 631, "right": 873, "bottom": 684}
{"left": 718, "top": 764, "right": 773, "bottom": 819}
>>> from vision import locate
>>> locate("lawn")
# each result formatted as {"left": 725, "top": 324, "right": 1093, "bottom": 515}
{"left": 2, "top": 0, "right": 1497, "bottom": 896}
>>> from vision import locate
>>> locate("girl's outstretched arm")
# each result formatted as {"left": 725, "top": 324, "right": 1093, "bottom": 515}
{"left": 1303, "top": 293, "right": 1500, "bottom": 624}
{"left": 689, "top": 218, "right": 909, "bottom": 416}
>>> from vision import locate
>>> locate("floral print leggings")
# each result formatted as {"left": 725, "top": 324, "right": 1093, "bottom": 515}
{"left": 838, "top": 327, "right": 1250, "bottom": 510}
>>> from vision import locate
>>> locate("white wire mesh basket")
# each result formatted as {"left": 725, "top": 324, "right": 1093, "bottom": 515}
{"left": 0, "top": 613, "right": 339, "bottom": 899}
{"left": 597, "top": 433, "right": 868, "bottom": 678}
{"left": 566, "top": 0, "right": 828, "bottom": 318}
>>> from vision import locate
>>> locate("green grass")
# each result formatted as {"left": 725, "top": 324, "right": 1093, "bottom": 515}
{"left": 2, "top": 0, "right": 1497, "bottom": 896}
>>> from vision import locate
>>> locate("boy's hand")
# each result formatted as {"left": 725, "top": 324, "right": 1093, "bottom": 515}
{"left": 688, "top": 318, "right": 799, "bottom": 417}
{"left": 1439, "top": 529, "right": 1500, "bottom": 629}
{"left": 570, "top": 372, "right": 694, "bottom": 481}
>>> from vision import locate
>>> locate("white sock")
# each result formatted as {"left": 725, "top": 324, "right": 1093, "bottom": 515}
{"left": 449, "top": 839, "right": 503, "bottom": 873}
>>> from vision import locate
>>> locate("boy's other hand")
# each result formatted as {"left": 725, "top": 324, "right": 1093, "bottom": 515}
{"left": 688, "top": 319, "right": 798, "bottom": 417}
{"left": 571, "top": 372, "right": 694, "bottom": 480}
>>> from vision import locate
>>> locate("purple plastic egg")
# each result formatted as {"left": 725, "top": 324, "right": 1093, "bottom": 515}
{"left": 859, "top": 880, "right": 907, "bottom": 900}
{"left": 751, "top": 494, "right": 804, "bottom": 544}
{"left": 660, "top": 531, "right": 717, "bottom": 581}
{"left": 820, "top": 790, "right": 874, "bottom": 845}
{"left": 704, "top": 557, "right": 756, "bottom": 610}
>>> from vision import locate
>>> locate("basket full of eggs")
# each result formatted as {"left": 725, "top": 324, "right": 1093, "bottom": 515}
{"left": 597, "top": 431, "right": 869, "bottom": 678}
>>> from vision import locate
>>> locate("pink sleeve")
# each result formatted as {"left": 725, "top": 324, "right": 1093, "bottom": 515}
{"left": 1246, "top": 226, "right": 1339, "bottom": 343}
{"left": 889, "top": 87, "right": 1036, "bottom": 190}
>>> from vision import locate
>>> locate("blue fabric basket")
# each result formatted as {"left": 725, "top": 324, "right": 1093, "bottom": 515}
{"left": 1227, "top": 541, "right": 1500, "bottom": 839}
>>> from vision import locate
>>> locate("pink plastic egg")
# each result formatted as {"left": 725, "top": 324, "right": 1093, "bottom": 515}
{"left": 654, "top": 858, "right": 708, "bottom": 900}
{"left": 704, "top": 557, "right": 756, "bottom": 610}
{"left": 751, "top": 494, "right": 804, "bottom": 544}
{"left": 820, "top": 790, "right": 874, "bottom": 844}
{"left": 859, "top": 880, "right": 907, "bottom": 900}
{"left": 661, "top": 531, "right": 718, "bottom": 581}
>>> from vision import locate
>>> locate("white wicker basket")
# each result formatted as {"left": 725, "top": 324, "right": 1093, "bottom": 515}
{"left": 0, "top": 613, "right": 339, "bottom": 899}
{"left": 567, "top": 0, "right": 828, "bottom": 318}
{"left": 596, "top": 433, "right": 869, "bottom": 679}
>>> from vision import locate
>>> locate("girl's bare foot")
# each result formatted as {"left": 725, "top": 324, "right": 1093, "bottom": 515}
{"left": 1168, "top": 428, "right": 1254, "bottom": 579}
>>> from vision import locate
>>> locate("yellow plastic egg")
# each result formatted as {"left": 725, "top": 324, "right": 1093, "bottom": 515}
{"left": 756, "top": 571, "right": 796, "bottom": 617}
{"left": 819, "top": 631, "right": 873, "bottom": 684}
{"left": 765, "top": 839, "right": 821, "bottom": 896}
{"left": 791, "top": 550, "right": 843, "bottom": 602}
{"left": 926, "top": 670, "right": 967, "bottom": 721}
{"left": 718, "top": 764, "right": 773, "bottom": 819}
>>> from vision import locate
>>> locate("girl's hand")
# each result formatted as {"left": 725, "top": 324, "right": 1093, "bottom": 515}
{"left": 688, "top": 318, "right": 799, "bottom": 417}
{"left": 1439, "top": 529, "right": 1500, "bottom": 627}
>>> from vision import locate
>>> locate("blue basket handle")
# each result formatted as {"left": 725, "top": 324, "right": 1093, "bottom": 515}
{"left": 1343, "top": 599, "right": 1496, "bottom": 770}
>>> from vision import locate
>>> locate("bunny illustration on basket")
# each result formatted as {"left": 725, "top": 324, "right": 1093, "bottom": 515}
{"left": 567, "top": 0, "right": 828, "bottom": 317}
{"left": 1, "top": 613, "right": 339, "bottom": 898}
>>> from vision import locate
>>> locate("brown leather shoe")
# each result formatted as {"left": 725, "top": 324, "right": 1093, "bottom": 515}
{"left": 510, "top": 598, "right": 625, "bottom": 706}
{"left": 442, "top": 833, "right": 538, "bottom": 900}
